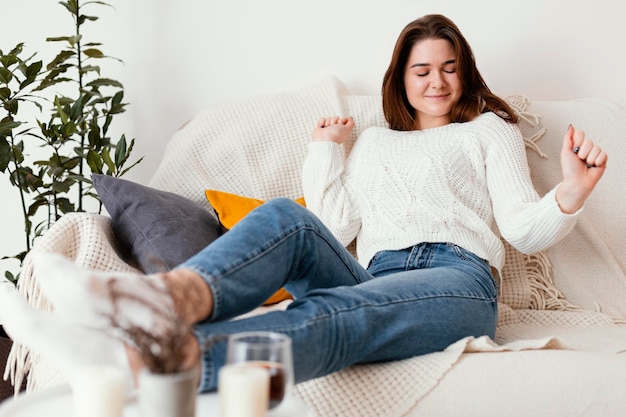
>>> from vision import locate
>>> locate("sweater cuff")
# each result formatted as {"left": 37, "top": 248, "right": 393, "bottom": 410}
{"left": 550, "top": 183, "right": 584, "bottom": 217}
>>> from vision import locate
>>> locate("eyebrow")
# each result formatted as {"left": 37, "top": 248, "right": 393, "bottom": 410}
{"left": 409, "top": 59, "right": 456, "bottom": 69}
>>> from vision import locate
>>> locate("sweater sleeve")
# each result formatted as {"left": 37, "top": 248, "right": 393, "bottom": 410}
{"left": 301, "top": 141, "right": 362, "bottom": 247}
{"left": 484, "top": 115, "right": 579, "bottom": 254}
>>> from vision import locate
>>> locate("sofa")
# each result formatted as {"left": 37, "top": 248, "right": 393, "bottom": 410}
{"left": 5, "top": 77, "right": 626, "bottom": 416}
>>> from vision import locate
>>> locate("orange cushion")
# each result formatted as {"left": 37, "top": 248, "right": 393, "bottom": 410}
{"left": 205, "top": 190, "right": 306, "bottom": 304}
{"left": 205, "top": 190, "right": 306, "bottom": 230}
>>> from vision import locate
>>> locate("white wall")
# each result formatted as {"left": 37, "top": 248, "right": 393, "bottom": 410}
{"left": 1, "top": 0, "right": 625, "bottom": 274}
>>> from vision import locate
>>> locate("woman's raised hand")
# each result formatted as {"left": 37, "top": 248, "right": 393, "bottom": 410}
{"left": 556, "top": 125, "right": 608, "bottom": 214}
{"left": 312, "top": 116, "right": 355, "bottom": 144}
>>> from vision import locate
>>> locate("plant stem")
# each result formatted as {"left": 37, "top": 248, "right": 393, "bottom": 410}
{"left": 75, "top": 0, "right": 85, "bottom": 212}
{"left": 8, "top": 134, "right": 32, "bottom": 252}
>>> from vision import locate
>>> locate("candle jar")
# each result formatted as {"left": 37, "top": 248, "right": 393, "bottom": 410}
{"left": 138, "top": 368, "right": 199, "bottom": 417}
{"left": 219, "top": 364, "right": 269, "bottom": 417}
{"left": 71, "top": 365, "right": 126, "bottom": 417}
{"left": 224, "top": 332, "right": 294, "bottom": 413}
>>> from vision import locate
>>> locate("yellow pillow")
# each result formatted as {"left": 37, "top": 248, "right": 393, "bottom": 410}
{"left": 205, "top": 190, "right": 306, "bottom": 304}
{"left": 205, "top": 190, "right": 306, "bottom": 230}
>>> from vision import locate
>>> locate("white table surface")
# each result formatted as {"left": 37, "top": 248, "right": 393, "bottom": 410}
{"left": 0, "top": 384, "right": 314, "bottom": 417}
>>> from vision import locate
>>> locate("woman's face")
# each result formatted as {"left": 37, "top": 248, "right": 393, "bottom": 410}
{"left": 403, "top": 38, "right": 462, "bottom": 130}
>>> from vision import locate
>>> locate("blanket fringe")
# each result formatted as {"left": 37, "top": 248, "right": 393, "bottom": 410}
{"left": 505, "top": 94, "right": 548, "bottom": 159}
{"left": 525, "top": 251, "right": 582, "bottom": 312}
{"left": 523, "top": 128, "right": 548, "bottom": 159}
{"left": 5, "top": 248, "right": 57, "bottom": 395}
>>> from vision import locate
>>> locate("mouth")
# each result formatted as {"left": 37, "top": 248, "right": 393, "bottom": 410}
{"left": 425, "top": 93, "right": 450, "bottom": 100}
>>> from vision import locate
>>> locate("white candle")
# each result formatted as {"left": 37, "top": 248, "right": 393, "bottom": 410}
{"left": 71, "top": 365, "right": 126, "bottom": 417}
{"left": 219, "top": 363, "right": 269, "bottom": 417}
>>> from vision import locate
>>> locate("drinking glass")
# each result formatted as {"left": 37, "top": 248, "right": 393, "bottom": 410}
{"left": 225, "top": 331, "right": 294, "bottom": 411}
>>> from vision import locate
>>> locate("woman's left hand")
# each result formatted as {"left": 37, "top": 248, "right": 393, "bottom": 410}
{"left": 556, "top": 125, "right": 608, "bottom": 214}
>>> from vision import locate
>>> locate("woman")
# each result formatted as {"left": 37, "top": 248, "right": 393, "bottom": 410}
{"left": 0, "top": 14, "right": 607, "bottom": 393}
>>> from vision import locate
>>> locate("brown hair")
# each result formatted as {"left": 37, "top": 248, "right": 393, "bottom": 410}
{"left": 382, "top": 14, "right": 518, "bottom": 131}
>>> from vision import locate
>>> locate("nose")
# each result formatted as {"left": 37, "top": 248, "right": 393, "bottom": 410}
{"left": 430, "top": 71, "right": 446, "bottom": 88}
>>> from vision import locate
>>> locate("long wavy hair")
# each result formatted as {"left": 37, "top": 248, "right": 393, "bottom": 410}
{"left": 382, "top": 14, "right": 518, "bottom": 131}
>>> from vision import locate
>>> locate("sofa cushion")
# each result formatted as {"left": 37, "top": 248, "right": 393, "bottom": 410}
{"left": 205, "top": 189, "right": 306, "bottom": 230}
{"left": 204, "top": 189, "right": 307, "bottom": 304}
{"left": 148, "top": 77, "right": 349, "bottom": 206}
{"left": 92, "top": 174, "right": 224, "bottom": 273}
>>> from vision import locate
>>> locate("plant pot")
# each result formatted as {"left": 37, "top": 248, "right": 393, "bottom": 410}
{"left": 138, "top": 368, "right": 199, "bottom": 417}
{"left": 0, "top": 326, "right": 26, "bottom": 403}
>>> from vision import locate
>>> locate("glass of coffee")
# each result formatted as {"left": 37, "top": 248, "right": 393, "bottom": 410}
{"left": 224, "top": 331, "right": 294, "bottom": 411}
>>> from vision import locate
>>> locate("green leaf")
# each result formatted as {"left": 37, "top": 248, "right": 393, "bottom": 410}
{"left": 0, "top": 87, "right": 10, "bottom": 100}
{"left": 8, "top": 43, "right": 25, "bottom": 57}
{"left": 54, "top": 96, "right": 69, "bottom": 124}
{"left": 56, "top": 197, "right": 75, "bottom": 214}
{"left": 51, "top": 178, "right": 75, "bottom": 193}
{"left": 25, "top": 60, "right": 43, "bottom": 79}
{"left": 114, "top": 134, "right": 127, "bottom": 166}
{"left": 4, "top": 98, "right": 18, "bottom": 114}
{"left": 0, "top": 120, "right": 21, "bottom": 137}
{"left": 11, "top": 166, "right": 39, "bottom": 191}
{"left": 111, "top": 90, "right": 123, "bottom": 106}
{"left": 78, "top": 15, "right": 99, "bottom": 25}
{"left": 0, "top": 67, "right": 13, "bottom": 84}
{"left": 27, "top": 198, "right": 48, "bottom": 217}
{"left": 68, "top": 95, "right": 84, "bottom": 120}
{"left": 88, "top": 78, "right": 123, "bottom": 89}
{"left": 0, "top": 139, "right": 11, "bottom": 171}
{"left": 4, "top": 271, "right": 17, "bottom": 286}
{"left": 83, "top": 48, "right": 104, "bottom": 59}
{"left": 101, "top": 147, "right": 115, "bottom": 174}
{"left": 19, "top": 60, "right": 44, "bottom": 89}
{"left": 117, "top": 156, "right": 143, "bottom": 178}
{"left": 0, "top": 54, "right": 18, "bottom": 68}
{"left": 46, "top": 50, "right": 75, "bottom": 71}
{"left": 10, "top": 143, "right": 24, "bottom": 165}
{"left": 102, "top": 114, "right": 112, "bottom": 135}
{"left": 60, "top": 0, "right": 79, "bottom": 16}
{"left": 87, "top": 149, "right": 103, "bottom": 173}
{"left": 80, "top": 64, "right": 101, "bottom": 77}
{"left": 62, "top": 120, "right": 77, "bottom": 138}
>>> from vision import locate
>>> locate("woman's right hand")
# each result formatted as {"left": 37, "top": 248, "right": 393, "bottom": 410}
{"left": 312, "top": 116, "right": 354, "bottom": 144}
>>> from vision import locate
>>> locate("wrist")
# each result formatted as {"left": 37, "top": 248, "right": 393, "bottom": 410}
{"left": 555, "top": 182, "right": 586, "bottom": 214}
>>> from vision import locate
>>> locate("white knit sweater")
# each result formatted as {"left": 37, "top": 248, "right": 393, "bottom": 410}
{"left": 302, "top": 112, "right": 579, "bottom": 272}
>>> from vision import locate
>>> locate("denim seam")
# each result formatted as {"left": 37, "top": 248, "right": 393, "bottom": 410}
{"left": 277, "top": 292, "right": 498, "bottom": 336}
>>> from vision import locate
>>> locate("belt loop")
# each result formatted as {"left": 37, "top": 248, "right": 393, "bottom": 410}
{"left": 491, "top": 266, "right": 502, "bottom": 296}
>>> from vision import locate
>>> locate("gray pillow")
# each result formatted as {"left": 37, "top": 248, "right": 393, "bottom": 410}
{"left": 92, "top": 174, "right": 223, "bottom": 273}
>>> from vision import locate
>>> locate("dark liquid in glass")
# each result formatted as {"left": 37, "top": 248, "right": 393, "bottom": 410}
{"left": 250, "top": 361, "right": 286, "bottom": 409}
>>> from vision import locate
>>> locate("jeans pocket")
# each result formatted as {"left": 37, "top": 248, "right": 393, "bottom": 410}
{"left": 366, "top": 250, "right": 408, "bottom": 277}
{"left": 446, "top": 243, "right": 484, "bottom": 265}
{"left": 446, "top": 243, "right": 497, "bottom": 298}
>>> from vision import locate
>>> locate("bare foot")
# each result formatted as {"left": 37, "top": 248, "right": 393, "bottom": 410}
{"left": 31, "top": 251, "right": 213, "bottom": 330}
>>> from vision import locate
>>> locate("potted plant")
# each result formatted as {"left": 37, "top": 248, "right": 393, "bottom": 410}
{"left": 0, "top": 0, "right": 142, "bottom": 285}
{"left": 0, "top": 0, "right": 141, "bottom": 397}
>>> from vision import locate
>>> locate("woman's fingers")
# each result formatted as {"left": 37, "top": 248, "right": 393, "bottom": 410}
{"left": 317, "top": 116, "right": 353, "bottom": 128}
{"left": 569, "top": 128, "right": 608, "bottom": 169}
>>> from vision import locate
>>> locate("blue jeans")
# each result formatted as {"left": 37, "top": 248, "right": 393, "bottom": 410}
{"left": 180, "top": 198, "right": 498, "bottom": 392}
